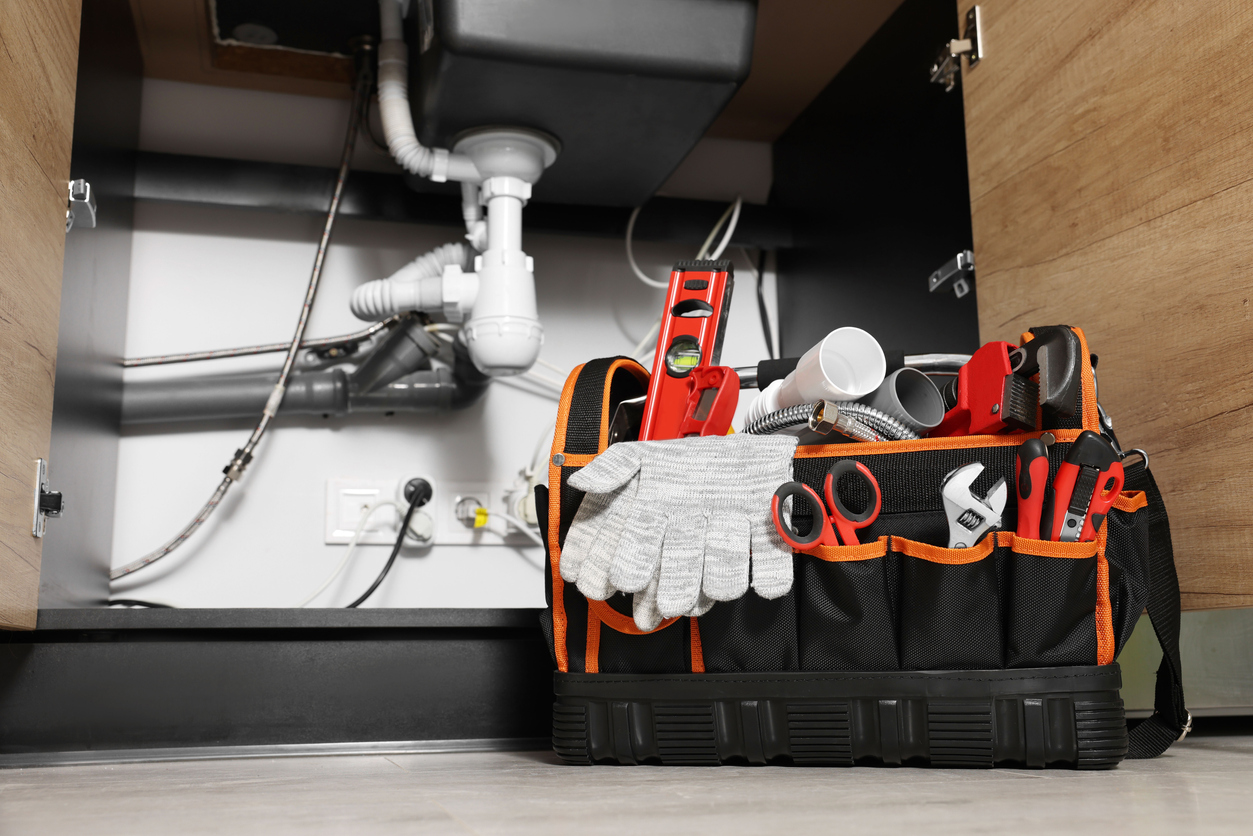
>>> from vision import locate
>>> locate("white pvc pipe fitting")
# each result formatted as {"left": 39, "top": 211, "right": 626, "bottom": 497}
{"left": 746, "top": 327, "right": 886, "bottom": 423}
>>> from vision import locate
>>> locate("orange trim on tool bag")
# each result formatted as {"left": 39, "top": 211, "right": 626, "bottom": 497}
{"left": 588, "top": 599, "right": 681, "bottom": 636}
{"left": 548, "top": 363, "right": 586, "bottom": 673}
{"left": 690, "top": 618, "right": 705, "bottom": 673}
{"left": 795, "top": 429, "right": 1084, "bottom": 458}
{"left": 803, "top": 536, "right": 889, "bottom": 562}
{"left": 1095, "top": 530, "right": 1115, "bottom": 665}
{"left": 549, "top": 359, "right": 653, "bottom": 672}
{"left": 1113, "top": 491, "right": 1147, "bottom": 512}
{"left": 597, "top": 358, "right": 649, "bottom": 452}
{"left": 1007, "top": 535, "right": 1099, "bottom": 559}
{"left": 585, "top": 611, "right": 601, "bottom": 673}
{"left": 556, "top": 453, "right": 597, "bottom": 468}
{"left": 892, "top": 535, "right": 997, "bottom": 564}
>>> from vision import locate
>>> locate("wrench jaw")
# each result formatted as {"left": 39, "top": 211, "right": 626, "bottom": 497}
{"left": 941, "top": 463, "right": 1008, "bottom": 549}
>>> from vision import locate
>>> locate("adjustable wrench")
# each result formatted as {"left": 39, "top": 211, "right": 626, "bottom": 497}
{"left": 941, "top": 462, "right": 1007, "bottom": 548}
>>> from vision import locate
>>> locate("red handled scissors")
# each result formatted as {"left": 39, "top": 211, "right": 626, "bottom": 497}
{"left": 771, "top": 460, "right": 882, "bottom": 550}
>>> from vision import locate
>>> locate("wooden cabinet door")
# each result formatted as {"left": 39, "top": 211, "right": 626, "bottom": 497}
{"left": 959, "top": 1, "right": 1253, "bottom": 609}
{"left": 0, "top": 2, "right": 82, "bottom": 628}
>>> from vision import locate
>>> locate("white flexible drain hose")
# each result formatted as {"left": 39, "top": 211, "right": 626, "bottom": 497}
{"left": 377, "top": 0, "right": 479, "bottom": 183}
{"left": 351, "top": 242, "right": 469, "bottom": 320}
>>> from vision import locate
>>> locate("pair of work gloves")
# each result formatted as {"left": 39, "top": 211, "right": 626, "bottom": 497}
{"left": 560, "top": 434, "right": 799, "bottom": 631}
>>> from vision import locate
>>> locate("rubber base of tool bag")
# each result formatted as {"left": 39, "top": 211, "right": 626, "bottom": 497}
{"left": 553, "top": 664, "right": 1127, "bottom": 769}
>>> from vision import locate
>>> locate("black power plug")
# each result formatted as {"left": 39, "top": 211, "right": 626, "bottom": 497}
{"left": 403, "top": 478, "right": 434, "bottom": 508}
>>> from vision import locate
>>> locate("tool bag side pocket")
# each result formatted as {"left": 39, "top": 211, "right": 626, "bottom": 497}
{"left": 1103, "top": 490, "right": 1150, "bottom": 658}
{"left": 797, "top": 538, "right": 898, "bottom": 671}
{"left": 696, "top": 584, "right": 800, "bottom": 673}
{"left": 1004, "top": 534, "right": 1100, "bottom": 668}
{"left": 894, "top": 536, "right": 1007, "bottom": 670}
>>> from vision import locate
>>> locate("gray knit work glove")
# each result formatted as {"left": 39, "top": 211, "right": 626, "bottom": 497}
{"left": 561, "top": 434, "right": 798, "bottom": 630}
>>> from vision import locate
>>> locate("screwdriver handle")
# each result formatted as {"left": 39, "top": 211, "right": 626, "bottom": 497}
{"left": 1015, "top": 438, "right": 1050, "bottom": 539}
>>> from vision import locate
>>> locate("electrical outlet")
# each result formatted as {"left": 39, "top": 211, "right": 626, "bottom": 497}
{"left": 435, "top": 482, "right": 492, "bottom": 545}
{"left": 434, "top": 482, "right": 533, "bottom": 545}
{"left": 325, "top": 478, "right": 400, "bottom": 545}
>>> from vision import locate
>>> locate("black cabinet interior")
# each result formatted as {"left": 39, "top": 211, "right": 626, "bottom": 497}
{"left": 771, "top": 0, "right": 979, "bottom": 357}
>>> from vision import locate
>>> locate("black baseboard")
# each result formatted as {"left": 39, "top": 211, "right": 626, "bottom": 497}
{"left": 0, "top": 609, "right": 552, "bottom": 758}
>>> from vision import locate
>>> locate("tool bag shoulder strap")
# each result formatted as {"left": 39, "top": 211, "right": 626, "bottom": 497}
{"left": 540, "top": 356, "right": 658, "bottom": 673}
{"left": 1124, "top": 460, "right": 1190, "bottom": 757}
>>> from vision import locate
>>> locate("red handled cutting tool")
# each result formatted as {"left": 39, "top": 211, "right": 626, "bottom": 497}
{"left": 1042, "top": 430, "right": 1125, "bottom": 542}
{"left": 1015, "top": 437, "right": 1051, "bottom": 539}
{"left": 771, "top": 460, "right": 882, "bottom": 550}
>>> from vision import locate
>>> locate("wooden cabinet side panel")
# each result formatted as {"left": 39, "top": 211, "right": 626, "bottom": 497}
{"left": 0, "top": 1, "right": 83, "bottom": 628}
{"left": 960, "top": 0, "right": 1253, "bottom": 610}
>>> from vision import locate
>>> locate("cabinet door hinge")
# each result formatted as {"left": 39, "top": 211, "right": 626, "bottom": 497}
{"left": 928, "top": 250, "right": 975, "bottom": 299}
{"left": 66, "top": 179, "right": 96, "bottom": 232}
{"left": 930, "top": 5, "right": 983, "bottom": 92}
{"left": 32, "top": 459, "right": 64, "bottom": 538}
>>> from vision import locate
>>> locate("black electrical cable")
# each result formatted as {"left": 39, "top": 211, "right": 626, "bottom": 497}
{"left": 754, "top": 248, "right": 776, "bottom": 359}
{"left": 107, "top": 599, "right": 173, "bottom": 608}
{"left": 346, "top": 486, "right": 428, "bottom": 608}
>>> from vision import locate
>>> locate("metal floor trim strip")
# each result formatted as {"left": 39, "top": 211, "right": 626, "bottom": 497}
{"left": 0, "top": 737, "right": 550, "bottom": 769}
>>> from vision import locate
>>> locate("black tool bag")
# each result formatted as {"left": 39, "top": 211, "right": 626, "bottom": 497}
{"left": 539, "top": 331, "right": 1188, "bottom": 768}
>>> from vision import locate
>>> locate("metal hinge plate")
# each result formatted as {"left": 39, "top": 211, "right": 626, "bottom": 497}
{"left": 66, "top": 179, "right": 96, "bottom": 232}
{"left": 32, "top": 458, "right": 64, "bottom": 538}
{"left": 930, "top": 6, "right": 983, "bottom": 92}
{"left": 928, "top": 250, "right": 976, "bottom": 298}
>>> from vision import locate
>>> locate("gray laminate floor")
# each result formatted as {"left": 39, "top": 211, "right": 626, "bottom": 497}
{"left": 1, "top": 735, "right": 1251, "bottom": 835}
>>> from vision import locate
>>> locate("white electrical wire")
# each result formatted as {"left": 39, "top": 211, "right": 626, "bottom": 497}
{"left": 526, "top": 421, "right": 556, "bottom": 481}
{"left": 534, "top": 357, "right": 569, "bottom": 379}
{"left": 492, "top": 511, "right": 547, "bottom": 551}
{"left": 297, "top": 500, "right": 401, "bottom": 607}
{"left": 624, "top": 206, "right": 671, "bottom": 289}
{"left": 631, "top": 319, "right": 662, "bottom": 361}
{"left": 697, "top": 196, "right": 742, "bottom": 261}
{"left": 737, "top": 246, "right": 759, "bottom": 282}
{"left": 523, "top": 369, "right": 565, "bottom": 390}
{"left": 495, "top": 376, "right": 561, "bottom": 401}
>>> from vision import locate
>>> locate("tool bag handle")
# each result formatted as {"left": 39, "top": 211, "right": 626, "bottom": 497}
{"left": 1123, "top": 460, "right": 1190, "bottom": 758}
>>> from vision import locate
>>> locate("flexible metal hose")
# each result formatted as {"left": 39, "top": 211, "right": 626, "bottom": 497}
{"left": 742, "top": 403, "right": 812, "bottom": 436}
{"left": 111, "top": 45, "right": 375, "bottom": 582}
{"left": 839, "top": 402, "right": 920, "bottom": 440}
{"left": 743, "top": 401, "right": 920, "bottom": 441}
{"left": 121, "top": 317, "right": 401, "bottom": 367}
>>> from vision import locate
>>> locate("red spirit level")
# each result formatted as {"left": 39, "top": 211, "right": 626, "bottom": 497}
{"left": 639, "top": 260, "right": 735, "bottom": 440}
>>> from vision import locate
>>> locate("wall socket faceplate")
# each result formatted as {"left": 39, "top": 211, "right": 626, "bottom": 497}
{"left": 435, "top": 482, "right": 532, "bottom": 546}
{"left": 325, "top": 476, "right": 439, "bottom": 545}
{"left": 325, "top": 478, "right": 401, "bottom": 545}
{"left": 326, "top": 477, "right": 528, "bottom": 547}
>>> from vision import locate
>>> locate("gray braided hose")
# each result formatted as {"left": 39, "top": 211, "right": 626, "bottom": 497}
{"left": 743, "top": 401, "right": 919, "bottom": 441}
{"left": 742, "top": 403, "right": 813, "bottom": 436}
{"left": 840, "top": 402, "right": 920, "bottom": 440}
